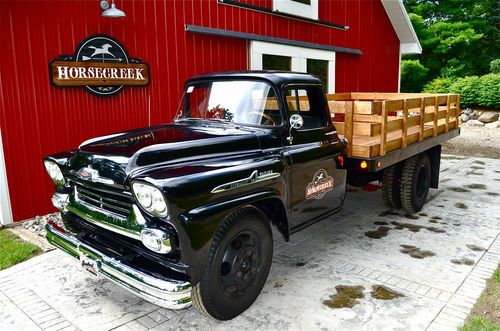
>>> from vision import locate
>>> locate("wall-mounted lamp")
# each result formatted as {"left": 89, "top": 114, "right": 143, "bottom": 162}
{"left": 100, "top": 0, "right": 126, "bottom": 18}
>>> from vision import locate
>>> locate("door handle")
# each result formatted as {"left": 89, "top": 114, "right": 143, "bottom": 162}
{"left": 325, "top": 131, "right": 337, "bottom": 136}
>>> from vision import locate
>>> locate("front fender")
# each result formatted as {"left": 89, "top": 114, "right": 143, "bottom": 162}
{"left": 177, "top": 189, "right": 284, "bottom": 284}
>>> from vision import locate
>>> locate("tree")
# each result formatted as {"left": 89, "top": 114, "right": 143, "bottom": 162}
{"left": 400, "top": 60, "right": 429, "bottom": 92}
{"left": 402, "top": 0, "right": 500, "bottom": 90}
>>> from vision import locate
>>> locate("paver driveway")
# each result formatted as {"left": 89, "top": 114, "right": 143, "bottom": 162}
{"left": 1, "top": 155, "right": 499, "bottom": 331}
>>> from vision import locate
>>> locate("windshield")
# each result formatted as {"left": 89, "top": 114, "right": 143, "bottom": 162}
{"left": 175, "top": 80, "right": 283, "bottom": 127}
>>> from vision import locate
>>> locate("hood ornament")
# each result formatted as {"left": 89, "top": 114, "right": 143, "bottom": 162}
{"left": 76, "top": 167, "right": 114, "bottom": 185}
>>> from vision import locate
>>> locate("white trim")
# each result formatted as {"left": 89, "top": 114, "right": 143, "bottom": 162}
{"left": 250, "top": 41, "right": 335, "bottom": 93}
{"left": 381, "top": 0, "right": 422, "bottom": 54}
{"left": 0, "top": 128, "right": 13, "bottom": 225}
{"left": 398, "top": 44, "right": 402, "bottom": 92}
{"left": 273, "top": 0, "right": 318, "bottom": 20}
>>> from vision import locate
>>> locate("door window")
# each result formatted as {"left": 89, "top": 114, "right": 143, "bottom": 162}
{"left": 285, "top": 87, "right": 327, "bottom": 129}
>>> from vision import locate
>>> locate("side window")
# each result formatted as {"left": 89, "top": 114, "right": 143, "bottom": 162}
{"left": 285, "top": 87, "right": 327, "bottom": 129}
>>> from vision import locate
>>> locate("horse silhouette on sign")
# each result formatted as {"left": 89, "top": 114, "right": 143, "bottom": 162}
{"left": 88, "top": 44, "right": 115, "bottom": 58}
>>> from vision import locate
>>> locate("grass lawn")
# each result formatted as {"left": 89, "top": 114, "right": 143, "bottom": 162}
{"left": 0, "top": 229, "right": 41, "bottom": 271}
{"left": 461, "top": 266, "right": 500, "bottom": 331}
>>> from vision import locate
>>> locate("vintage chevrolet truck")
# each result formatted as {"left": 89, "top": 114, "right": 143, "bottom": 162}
{"left": 43, "top": 71, "right": 460, "bottom": 320}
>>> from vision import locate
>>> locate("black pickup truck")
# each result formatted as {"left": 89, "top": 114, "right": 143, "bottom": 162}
{"left": 43, "top": 71, "right": 459, "bottom": 320}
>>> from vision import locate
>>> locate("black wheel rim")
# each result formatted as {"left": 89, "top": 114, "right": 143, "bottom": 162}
{"left": 218, "top": 230, "right": 262, "bottom": 298}
{"left": 416, "top": 165, "right": 428, "bottom": 199}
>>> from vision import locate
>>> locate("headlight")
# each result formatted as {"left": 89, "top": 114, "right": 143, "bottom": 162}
{"left": 132, "top": 182, "right": 168, "bottom": 217}
{"left": 43, "top": 160, "right": 65, "bottom": 185}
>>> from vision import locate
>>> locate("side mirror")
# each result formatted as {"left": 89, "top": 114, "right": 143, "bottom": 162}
{"left": 287, "top": 114, "right": 303, "bottom": 144}
{"left": 289, "top": 114, "right": 304, "bottom": 129}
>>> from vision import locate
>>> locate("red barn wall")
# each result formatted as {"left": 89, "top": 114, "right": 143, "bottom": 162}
{"left": 0, "top": 0, "right": 400, "bottom": 222}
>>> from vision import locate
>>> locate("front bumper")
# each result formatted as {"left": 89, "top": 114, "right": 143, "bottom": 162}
{"left": 46, "top": 220, "right": 192, "bottom": 310}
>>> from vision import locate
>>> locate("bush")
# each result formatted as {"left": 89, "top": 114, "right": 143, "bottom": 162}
{"left": 476, "top": 74, "right": 500, "bottom": 108}
{"left": 490, "top": 59, "right": 500, "bottom": 74}
{"left": 423, "top": 77, "right": 454, "bottom": 93}
{"left": 448, "top": 76, "right": 481, "bottom": 107}
{"left": 400, "top": 60, "right": 429, "bottom": 92}
{"left": 421, "top": 74, "right": 499, "bottom": 108}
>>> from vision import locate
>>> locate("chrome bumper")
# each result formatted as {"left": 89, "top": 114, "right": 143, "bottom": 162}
{"left": 45, "top": 221, "right": 192, "bottom": 310}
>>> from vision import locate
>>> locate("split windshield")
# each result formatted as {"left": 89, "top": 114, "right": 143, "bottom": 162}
{"left": 175, "top": 80, "right": 283, "bottom": 127}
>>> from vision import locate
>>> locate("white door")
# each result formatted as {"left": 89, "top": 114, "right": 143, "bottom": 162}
{"left": 249, "top": 41, "right": 335, "bottom": 93}
{"left": 0, "top": 128, "right": 13, "bottom": 225}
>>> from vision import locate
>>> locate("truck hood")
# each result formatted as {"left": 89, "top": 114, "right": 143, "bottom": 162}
{"left": 69, "top": 124, "right": 261, "bottom": 185}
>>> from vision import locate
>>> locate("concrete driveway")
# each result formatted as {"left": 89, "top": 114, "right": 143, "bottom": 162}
{"left": 1, "top": 155, "right": 499, "bottom": 331}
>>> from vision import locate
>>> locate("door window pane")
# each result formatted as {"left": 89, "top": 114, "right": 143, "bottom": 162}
{"left": 285, "top": 88, "right": 327, "bottom": 129}
{"left": 263, "top": 54, "right": 292, "bottom": 71}
{"left": 307, "top": 59, "right": 328, "bottom": 93}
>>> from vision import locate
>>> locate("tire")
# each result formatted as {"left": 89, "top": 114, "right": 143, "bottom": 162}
{"left": 192, "top": 206, "right": 273, "bottom": 320}
{"left": 382, "top": 163, "right": 402, "bottom": 209}
{"left": 400, "top": 154, "right": 431, "bottom": 214}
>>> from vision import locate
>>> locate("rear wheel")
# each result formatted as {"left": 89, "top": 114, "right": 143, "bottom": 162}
{"left": 400, "top": 154, "right": 431, "bottom": 214}
{"left": 192, "top": 207, "right": 272, "bottom": 320}
{"left": 382, "top": 163, "right": 402, "bottom": 209}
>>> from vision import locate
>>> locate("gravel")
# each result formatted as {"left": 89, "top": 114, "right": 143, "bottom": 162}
{"left": 22, "top": 213, "right": 64, "bottom": 237}
{"left": 442, "top": 126, "right": 500, "bottom": 159}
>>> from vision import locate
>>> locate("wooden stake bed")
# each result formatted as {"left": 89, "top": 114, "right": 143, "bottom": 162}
{"left": 327, "top": 93, "right": 460, "bottom": 158}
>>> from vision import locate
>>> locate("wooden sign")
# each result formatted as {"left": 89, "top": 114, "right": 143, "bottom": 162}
{"left": 49, "top": 35, "right": 149, "bottom": 97}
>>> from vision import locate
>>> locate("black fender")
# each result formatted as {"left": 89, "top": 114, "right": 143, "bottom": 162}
{"left": 176, "top": 189, "right": 286, "bottom": 284}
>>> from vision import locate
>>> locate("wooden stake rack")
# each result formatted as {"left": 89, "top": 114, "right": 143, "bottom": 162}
{"left": 328, "top": 93, "right": 460, "bottom": 158}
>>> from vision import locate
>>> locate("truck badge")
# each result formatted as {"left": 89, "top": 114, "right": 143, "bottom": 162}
{"left": 305, "top": 169, "right": 334, "bottom": 200}
{"left": 76, "top": 167, "right": 114, "bottom": 185}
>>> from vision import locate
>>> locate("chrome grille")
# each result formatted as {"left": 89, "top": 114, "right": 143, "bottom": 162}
{"left": 75, "top": 184, "right": 133, "bottom": 218}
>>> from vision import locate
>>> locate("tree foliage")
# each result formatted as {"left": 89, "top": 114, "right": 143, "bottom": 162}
{"left": 401, "top": 0, "right": 500, "bottom": 92}
{"left": 401, "top": 60, "right": 429, "bottom": 92}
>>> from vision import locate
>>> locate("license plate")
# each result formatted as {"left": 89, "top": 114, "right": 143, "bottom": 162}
{"left": 80, "top": 255, "right": 99, "bottom": 276}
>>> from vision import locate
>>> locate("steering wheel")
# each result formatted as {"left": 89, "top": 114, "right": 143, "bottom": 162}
{"left": 248, "top": 111, "right": 278, "bottom": 126}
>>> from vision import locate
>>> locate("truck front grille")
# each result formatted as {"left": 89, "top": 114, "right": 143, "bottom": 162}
{"left": 75, "top": 184, "right": 133, "bottom": 219}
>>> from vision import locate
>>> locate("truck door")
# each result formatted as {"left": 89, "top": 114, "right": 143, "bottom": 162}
{"left": 282, "top": 85, "right": 346, "bottom": 229}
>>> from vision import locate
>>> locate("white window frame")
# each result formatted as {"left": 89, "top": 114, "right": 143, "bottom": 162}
{"left": 250, "top": 41, "right": 335, "bottom": 93}
{"left": 273, "top": 0, "right": 319, "bottom": 20}
{"left": 0, "top": 128, "right": 13, "bottom": 225}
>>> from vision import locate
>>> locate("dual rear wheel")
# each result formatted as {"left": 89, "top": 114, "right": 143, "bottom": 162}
{"left": 382, "top": 153, "right": 431, "bottom": 214}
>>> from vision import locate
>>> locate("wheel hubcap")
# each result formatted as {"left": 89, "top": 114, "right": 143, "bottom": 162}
{"left": 219, "top": 231, "right": 261, "bottom": 297}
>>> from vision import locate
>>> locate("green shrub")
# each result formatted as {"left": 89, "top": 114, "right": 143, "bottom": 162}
{"left": 400, "top": 60, "right": 429, "bottom": 93}
{"left": 477, "top": 74, "right": 500, "bottom": 108}
{"left": 448, "top": 76, "right": 481, "bottom": 107}
{"left": 421, "top": 74, "right": 499, "bottom": 108}
{"left": 423, "top": 77, "right": 453, "bottom": 93}
{"left": 490, "top": 59, "right": 500, "bottom": 74}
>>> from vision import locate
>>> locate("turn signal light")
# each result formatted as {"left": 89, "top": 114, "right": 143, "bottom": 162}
{"left": 337, "top": 155, "right": 344, "bottom": 167}
{"left": 360, "top": 161, "right": 368, "bottom": 169}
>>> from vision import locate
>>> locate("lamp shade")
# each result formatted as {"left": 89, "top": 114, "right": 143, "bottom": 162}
{"left": 102, "top": 3, "right": 126, "bottom": 18}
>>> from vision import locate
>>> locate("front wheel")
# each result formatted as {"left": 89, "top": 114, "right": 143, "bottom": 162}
{"left": 192, "top": 207, "right": 273, "bottom": 320}
{"left": 400, "top": 154, "right": 431, "bottom": 213}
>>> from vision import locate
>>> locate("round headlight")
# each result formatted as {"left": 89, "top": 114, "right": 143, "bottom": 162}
{"left": 132, "top": 182, "right": 168, "bottom": 217}
{"left": 43, "top": 160, "right": 65, "bottom": 185}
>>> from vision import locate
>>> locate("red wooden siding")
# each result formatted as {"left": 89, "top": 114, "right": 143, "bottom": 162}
{"left": 0, "top": 0, "right": 400, "bottom": 222}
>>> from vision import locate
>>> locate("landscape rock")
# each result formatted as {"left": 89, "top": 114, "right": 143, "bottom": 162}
{"left": 485, "top": 121, "right": 500, "bottom": 129}
{"left": 18, "top": 212, "right": 64, "bottom": 237}
{"left": 463, "top": 119, "right": 484, "bottom": 127}
{"left": 460, "top": 114, "right": 470, "bottom": 122}
{"left": 465, "top": 108, "right": 474, "bottom": 116}
{"left": 478, "top": 111, "right": 499, "bottom": 123}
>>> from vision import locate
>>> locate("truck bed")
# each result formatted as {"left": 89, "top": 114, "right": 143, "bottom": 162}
{"left": 327, "top": 93, "right": 460, "bottom": 158}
